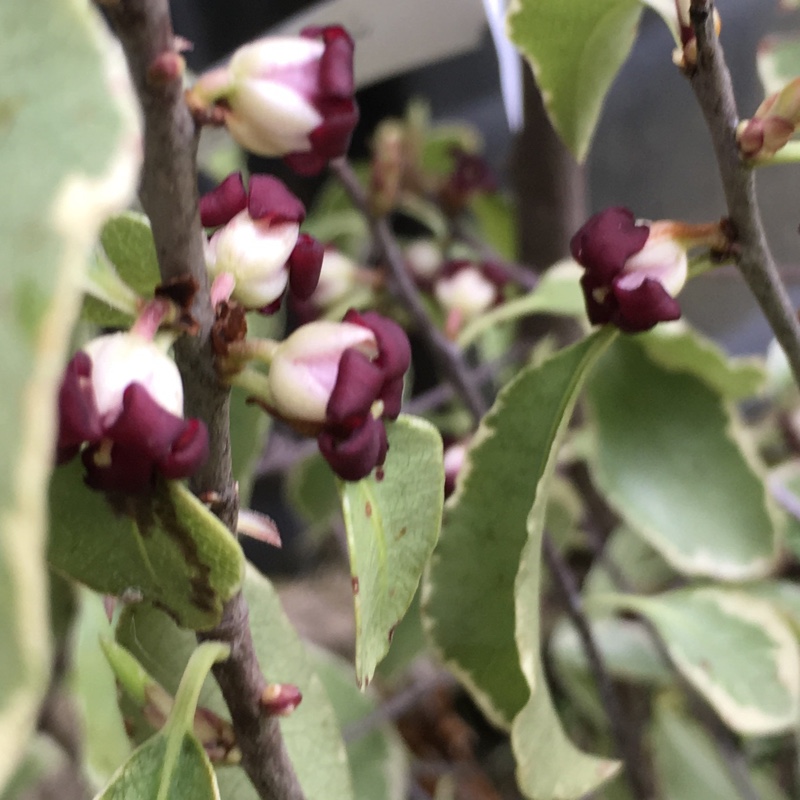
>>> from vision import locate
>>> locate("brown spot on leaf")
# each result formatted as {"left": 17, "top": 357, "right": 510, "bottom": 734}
{"left": 396, "top": 526, "right": 407, "bottom": 540}
{"left": 352, "top": 576, "right": 359, "bottom": 594}
{"left": 388, "top": 623, "right": 397, "bottom": 643}
{"left": 365, "top": 501, "right": 372, "bottom": 518}
{"left": 375, "top": 467, "right": 385, "bottom": 481}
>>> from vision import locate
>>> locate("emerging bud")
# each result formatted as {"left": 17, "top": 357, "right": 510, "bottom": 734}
{"left": 570, "top": 207, "right": 690, "bottom": 333}
{"left": 737, "top": 77, "right": 800, "bottom": 159}
{"left": 673, "top": 0, "right": 722, "bottom": 70}
{"left": 263, "top": 311, "right": 411, "bottom": 480}
{"left": 369, "top": 120, "right": 407, "bottom": 216}
{"left": 260, "top": 683, "right": 303, "bottom": 717}
{"left": 188, "top": 27, "right": 358, "bottom": 176}
{"left": 56, "top": 332, "right": 208, "bottom": 492}
{"left": 201, "top": 173, "right": 323, "bottom": 313}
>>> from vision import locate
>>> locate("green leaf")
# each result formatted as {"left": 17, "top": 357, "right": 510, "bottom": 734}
{"left": 82, "top": 212, "right": 162, "bottom": 327}
{"left": 116, "top": 565, "right": 355, "bottom": 800}
{"left": 511, "top": 335, "right": 621, "bottom": 798}
{"left": 586, "top": 337, "right": 778, "bottom": 580}
{"left": 423, "top": 329, "right": 616, "bottom": 729}
{"left": 310, "top": 647, "right": 408, "bottom": 800}
{"left": 340, "top": 415, "right": 444, "bottom": 685}
{"left": 637, "top": 322, "right": 765, "bottom": 400}
{"left": 469, "top": 192, "right": 518, "bottom": 261}
{"left": 72, "top": 591, "right": 132, "bottom": 787}
{"left": 595, "top": 588, "right": 800, "bottom": 735}
{"left": 229, "top": 384, "right": 270, "bottom": 506}
{"left": 551, "top": 616, "right": 670, "bottom": 686}
{"left": 94, "top": 643, "right": 229, "bottom": 800}
{"left": 0, "top": 0, "right": 139, "bottom": 788}
{"left": 758, "top": 33, "right": 800, "bottom": 98}
{"left": 507, "top": 0, "right": 644, "bottom": 161}
{"left": 651, "top": 697, "right": 755, "bottom": 800}
{"left": 286, "top": 454, "right": 341, "bottom": 528}
{"left": 49, "top": 463, "right": 244, "bottom": 630}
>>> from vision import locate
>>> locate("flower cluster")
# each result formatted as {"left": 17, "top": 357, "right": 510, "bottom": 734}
{"left": 187, "top": 26, "right": 358, "bottom": 175}
{"left": 570, "top": 207, "right": 687, "bottom": 333}
{"left": 57, "top": 332, "right": 208, "bottom": 493}
{"left": 262, "top": 310, "right": 411, "bottom": 481}
{"left": 201, "top": 172, "right": 323, "bottom": 314}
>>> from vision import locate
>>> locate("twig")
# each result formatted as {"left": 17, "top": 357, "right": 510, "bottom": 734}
{"left": 688, "top": 0, "right": 800, "bottom": 390}
{"left": 105, "top": 2, "right": 304, "bottom": 798}
{"left": 542, "top": 535, "right": 651, "bottom": 800}
{"left": 331, "top": 158, "right": 489, "bottom": 421}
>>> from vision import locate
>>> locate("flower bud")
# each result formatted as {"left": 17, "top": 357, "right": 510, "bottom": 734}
{"left": 188, "top": 27, "right": 358, "bottom": 175}
{"left": 443, "top": 440, "right": 468, "bottom": 498}
{"left": 56, "top": 332, "right": 208, "bottom": 492}
{"left": 438, "top": 147, "right": 497, "bottom": 215}
{"left": 263, "top": 311, "right": 411, "bottom": 480}
{"left": 201, "top": 173, "right": 323, "bottom": 313}
{"left": 673, "top": 0, "right": 721, "bottom": 70}
{"left": 434, "top": 262, "right": 500, "bottom": 320}
{"left": 570, "top": 207, "right": 689, "bottom": 333}
{"left": 737, "top": 78, "right": 800, "bottom": 159}
{"left": 405, "top": 239, "right": 444, "bottom": 286}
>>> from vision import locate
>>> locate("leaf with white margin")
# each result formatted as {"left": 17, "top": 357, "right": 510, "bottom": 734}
{"left": 593, "top": 588, "right": 800, "bottom": 735}
{"left": 0, "top": 0, "right": 139, "bottom": 790}
{"left": 586, "top": 337, "right": 778, "bottom": 580}
{"left": 637, "top": 322, "right": 765, "bottom": 400}
{"left": 340, "top": 415, "right": 444, "bottom": 686}
{"left": 116, "top": 564, "right": 355, "bottom": 800}
{"left": 506, "top": 0, "right": 640, "bottom": 162}
{"left": 423, "top": 329, "right": 616, "bottom": 733}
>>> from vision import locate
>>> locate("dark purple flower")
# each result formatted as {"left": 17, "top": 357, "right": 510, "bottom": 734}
{"left": 263, "top": 311, "right": 410, "bottom": 481}
{"left": 201, "top": 173, "right": 323, "bottom": 313}
{"left": 570, "top": 207, "right": 687, "bottom": 333}
{"left": 56, "top": 333, "right": 208, "bottom": 493}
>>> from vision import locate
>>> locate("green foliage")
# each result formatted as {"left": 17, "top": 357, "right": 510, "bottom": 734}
{"left": 94, "top": 643, "right": 229, "bottom": 800}
{"left": 116, "top": 565, "right": 355, "bottom": 800}
{"left": 423, "top": 330, "right": 615, "bottom": 730}
{"left": 0, "top": 0, "right": 138, "bottom": 788}
{"left": 48, "top": 462, "right": 244, "bottom": 630}
{"left": 506, "top": 0, "right": 645, "bottom": 162}
{"left": 595, "top": 588, "right": 800, "bottom": 735}
{"left": 758, "top": 33, "right": 800, "bottom": 97}
{"left": 310, "top": 648, "right": 408, "bottom": 800}
{"left": 340, "top": 415, "right": 444, "bottom": 685}
{"left": 586, "top": 337, "right": 778, "bottom": 579}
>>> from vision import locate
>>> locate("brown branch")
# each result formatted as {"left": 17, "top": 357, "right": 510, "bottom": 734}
{"left": 104, "top": 2, "right": 304, "bottom": 798}
{"left": 331, "top": 158, "right": 489, "bottom": 421}
{"left": 688, "top": 0, "right": 800, "bottom": 389}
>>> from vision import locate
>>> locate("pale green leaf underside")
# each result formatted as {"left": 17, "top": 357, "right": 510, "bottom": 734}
{"left": 586, "top": 337, "right": 777, "bottom": 580}
{"left": 507, "top": 0, "right": 644, "bottom": 161}
{"left": 48, "top": 462, "right": 244, "bottom": 631}
{"left": 511, "top": 330, "right": 620, "bottom": 799}
{"left": 423, "top": 330, "right": 615, "bottom": 730}
{"left": 597, "top": 588, "right": 800, "bottom": 735}
{"left": 0, "top": 0, "right": 138, "bottom": 789}
{"left": 340, "top": 415, "right": 444, "bottom": 686}
{"left": 116, "top": 565, "right": 355, "bottom": 800}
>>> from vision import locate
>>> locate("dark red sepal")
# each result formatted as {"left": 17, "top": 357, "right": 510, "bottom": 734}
{"left": 199, "top": 172, "right": 247, "bottom": 228}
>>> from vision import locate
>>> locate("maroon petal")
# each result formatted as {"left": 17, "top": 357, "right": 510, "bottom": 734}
{"left": 612, "top": 277, "right": 681, "bottom": 333}
{"left": 379, "top": 374, "right": 404, "bottom": 420}
{"left": 570, "top": 207, "right": 649, "bottom": 283}
{"left": 159, "top": 418, "right": 209, "bottom": 479}
{"left": 308, "top": 99, "right": 359, "bottom": 159}
{"left": 82, "top": 441, "right": 155, "bottom": 493}
{"left": 317, "top": 26, "right": 355, "bottom": 98}
{"left": 579, "top": 273, "right": 616, "bottom": 326}
{"left": 57, "top": 351, "right": 102, "bottom": 454}
{"left": 247, "top": 175, "right": 306, "bottom": 223}
{"left": 318, "top": 416, "right": 384, "bottom": 481}
{"left": 200, "top": 173, "right": 247, "bottom": 228}
{"left": 447, "top": 148, "right": 497, "bottom": 195}
{"left": 287, "top": 234, "right": 324, "bottom": 300}
{"left": 327, "top": 348, "right": 384, "bottom": 425}
{"left": 345, "top": 310, "right": 411, "bottom": 379}
{"left": 283, "top": 150, "right": 329, "bottom": 177}
{"left": 106, "top": 384, "right": 186, "bottom": 462}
